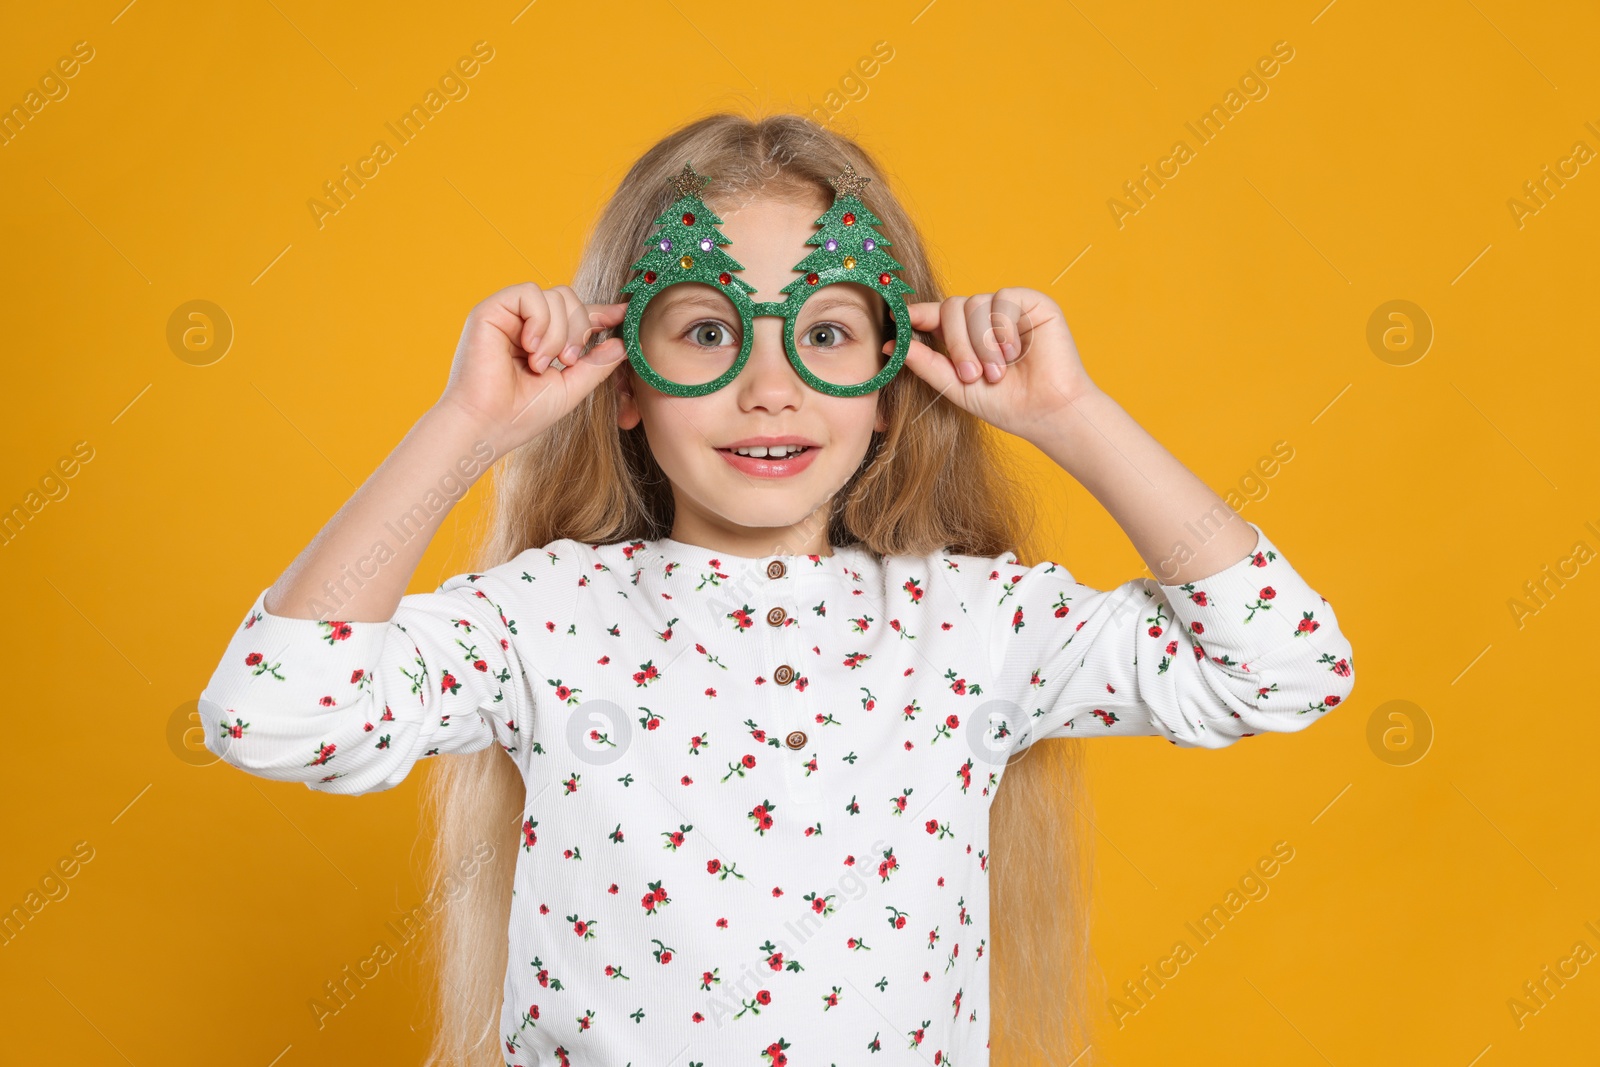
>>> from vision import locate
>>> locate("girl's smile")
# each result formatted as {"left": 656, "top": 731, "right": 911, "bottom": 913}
{"left": 713, "top": 437, "right": 821, "bottom": 477}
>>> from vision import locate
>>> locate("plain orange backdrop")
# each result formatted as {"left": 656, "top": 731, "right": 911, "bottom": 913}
{"left": 1, "top": 1, "right": 1596, "bottom": 1064}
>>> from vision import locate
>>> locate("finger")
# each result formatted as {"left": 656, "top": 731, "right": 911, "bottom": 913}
{"left": 904, "top": 301, "right": 944, "bottom": 340}
{"left": 578, "top": 300, "right": 629, "bottom": 353}
{"left": 585, "top": 300, "right": 629, "bottom": 332}
{"left": 557, "top": 286, "right": 595, "bottom": 367}
{"left": 530, "top": 288, "right": 575, "bottom": 372}
{"left": 495, "top": 282, "right": 551, "bottom": 358}
{"left": 965, "top": 294, "right": 1003, "bottom": 364}
{"left": 964, "top": 294, "right": 1007, "bottom": 383}
{"left": 989, "top": 288, "right": 1026, "bottom": 364}
{"left": 940, "top": 296, "right": 984, "bottom": 384}
{"left": 560, "top": 336, "right": 629, "bottom": 388}
{"left": 900, "top": 335, "right": 966, "bottom": 397}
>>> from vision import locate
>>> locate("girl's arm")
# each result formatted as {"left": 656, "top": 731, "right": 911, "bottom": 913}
{"left": 264, "top": 283, "right": 629, "bottom": 624}
{"left": 1029, "top": 387, "right": 1260, "bottom": 587}
{"left": 262, "top": 402, "right": 498, "bottom": 624}
{"left": 980, "top": 390, "right": 1353, "bottom": 752}
{"left": 198, "top": 284, "right": 631, "bottom": 793}
{"left": 896, "top": 291, "right": 1354, "bottom": 752}
{"left": 979, "top": 514, "right": 1353, "bottom": 752}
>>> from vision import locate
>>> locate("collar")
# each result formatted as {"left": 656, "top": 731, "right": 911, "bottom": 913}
{"left": 629, "top": 536, "right": 873, "bottom": 588}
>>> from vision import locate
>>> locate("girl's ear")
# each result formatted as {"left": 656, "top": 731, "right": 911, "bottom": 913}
{"left": 616, "top": 365, "right": 642, "bottom": 430}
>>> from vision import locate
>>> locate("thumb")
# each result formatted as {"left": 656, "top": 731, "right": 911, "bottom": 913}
{"left": 901, "top": 336, "right": 963, "bottom": 397}
{"left": 555, "top": 337, "right": 628, "bottom": 393}
{"left": 585, "top": 301, "right": 630, "bottom": 333}
{"left": 578, "top": 336, "right": 627, "bottom": 365}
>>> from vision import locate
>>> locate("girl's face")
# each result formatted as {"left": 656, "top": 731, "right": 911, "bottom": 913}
{"left": 617, "top": 193, "right": 890, "bottom": 555}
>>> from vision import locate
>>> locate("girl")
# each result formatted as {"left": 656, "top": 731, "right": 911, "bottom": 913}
{"left": 201, "top": 112, "right": 1355, "bottom": 1066}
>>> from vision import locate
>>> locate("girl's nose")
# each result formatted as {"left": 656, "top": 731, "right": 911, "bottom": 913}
{"left": 735, "top": 318, "right": 805, "bottom": 406}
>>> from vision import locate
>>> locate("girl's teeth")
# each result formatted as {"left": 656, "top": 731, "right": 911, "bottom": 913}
{"left": 733, "top": 446, "right": 807, "bottom": 457}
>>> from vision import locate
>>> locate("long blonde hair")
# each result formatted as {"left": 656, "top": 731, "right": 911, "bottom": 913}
{"left": 420, "top": 111, "right": 1100, "bottom": 1065}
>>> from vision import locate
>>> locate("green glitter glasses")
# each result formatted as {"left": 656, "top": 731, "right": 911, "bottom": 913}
{"left": 619, "top": 161, "right": 917, "bottom": 398}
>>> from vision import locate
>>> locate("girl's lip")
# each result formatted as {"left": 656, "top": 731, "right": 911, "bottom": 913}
{"left": 715, "top": 446, "right": 820, "bottom": 478}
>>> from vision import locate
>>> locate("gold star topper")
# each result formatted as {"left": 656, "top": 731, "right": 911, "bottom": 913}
{"left": 668, "top": 161, "right": 712, "bottom": 199}
{"left": 827, "top": 161, "right": 872, "bottom": 201}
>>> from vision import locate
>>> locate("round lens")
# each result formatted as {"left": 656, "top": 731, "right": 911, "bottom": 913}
{"left": 636, "top": 282, "right": 743, "bottom": 388}
{"left": 791, "top": 282, "right": 890, "bottom": 390}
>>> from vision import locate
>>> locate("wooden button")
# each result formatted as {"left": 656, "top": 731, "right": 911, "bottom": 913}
{"left": 773, "top": 664, "right": 795, "bottom": 685}
{"left": 766, "top": 560, "right": 787, "bottom": 580}
{"left": 766, "top": 606, "right": 787, "bottom": 626}
{"left": 785, "top": 730, "right": 807, "bottom": 749}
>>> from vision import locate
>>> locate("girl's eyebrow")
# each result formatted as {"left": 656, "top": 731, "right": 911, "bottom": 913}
{"left": 658, "top": 291, "right": 741, "bottom": 314}
{"left": 801, "top": 296, "right": 876, "bottom": 317}
{"left": 655, "top": 292, "right": 877, "bottom": 317}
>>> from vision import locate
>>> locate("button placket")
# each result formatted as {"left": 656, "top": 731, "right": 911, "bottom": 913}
{"left": 763, "top": 559, "right": 823, "bottom": 806}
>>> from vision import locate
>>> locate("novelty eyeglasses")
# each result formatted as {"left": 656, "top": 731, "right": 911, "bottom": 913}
{"left": 618, "top": 161, "right": 916, "bottom": 398}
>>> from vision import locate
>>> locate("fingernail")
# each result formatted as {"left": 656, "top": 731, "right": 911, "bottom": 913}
{"left": 563, "top": 345, "right": 581, "bottom": 363}
{"left": 984, "top": 362, "right": 1002, "bottom": 382}
{"left": 1003, "top": 342, "right": 1017, "bottom": 362}
{"left": 959, "top": 361, "right": 979, "bottom": 381}
{"left": 528, "top": 336, "right": 542, "bottom": 354}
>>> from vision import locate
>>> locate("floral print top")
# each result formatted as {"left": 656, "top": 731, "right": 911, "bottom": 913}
{"left": 200, "top": 519, "right": 1354, "bottom": 1066}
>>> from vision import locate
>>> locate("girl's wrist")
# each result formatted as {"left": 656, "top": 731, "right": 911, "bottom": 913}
{"left": 428, "top": 395, "right": 509, "bottom": 453}
{"left": 422, "top": 398, "right": 507, "bottom": 461}
{"left": 1017, "top": 382, "right": 1111, "bottom": 454}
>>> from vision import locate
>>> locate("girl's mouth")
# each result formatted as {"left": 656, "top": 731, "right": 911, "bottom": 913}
{"left": 715, "top": 446, "right": 819, "bottom": 478}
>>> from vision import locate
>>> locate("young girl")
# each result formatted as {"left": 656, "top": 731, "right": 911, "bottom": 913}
{"left": 200, "top": 113, "right": 1355, "bottom": 1067}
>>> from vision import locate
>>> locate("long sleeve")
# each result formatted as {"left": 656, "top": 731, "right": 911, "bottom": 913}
{"left": 983, "top": 519, "right": 1355, "bottom": 752}
{"left": 197, "top": 569, "right": 536, "bottom": 795}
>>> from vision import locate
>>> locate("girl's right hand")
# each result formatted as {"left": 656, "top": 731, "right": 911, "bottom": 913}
{"left": 436, "top": 282, "right": 630, "bottom": 453}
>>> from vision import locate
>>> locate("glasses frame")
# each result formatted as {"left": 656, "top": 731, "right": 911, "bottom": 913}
{"left": 621, "top": 278, "right": 911, "bottom": 399}
{"left": 618, "top": 165, "right": 916, "bottom": 399}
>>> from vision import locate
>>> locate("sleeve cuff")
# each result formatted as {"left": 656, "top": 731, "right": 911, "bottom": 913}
{"left": 1153, "top": 521, "right": 1337, "bottom": 670}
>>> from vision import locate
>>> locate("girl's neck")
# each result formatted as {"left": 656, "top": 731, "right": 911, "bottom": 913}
{"left": 663, "top": 515, "right": 834, "bottom": 561}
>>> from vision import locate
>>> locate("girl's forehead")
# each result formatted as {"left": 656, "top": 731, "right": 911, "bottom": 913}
{"left": 705, "top": 195, "right": 827, "bottom": 245}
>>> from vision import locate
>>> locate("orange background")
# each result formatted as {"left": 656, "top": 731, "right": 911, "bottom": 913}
{"left": 2, "top": 1, "right": 1596, "bottom": 1063}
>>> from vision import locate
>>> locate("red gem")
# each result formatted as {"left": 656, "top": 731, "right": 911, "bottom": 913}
{"left": 878, "top": 272, "right": 892, "bottom": 286}
{"left": 682, "top": 212, "right": 695, "bottom": 226}
{"left": 718, "top": 272, "right": 731, "bottom": 285}
{"left": 842, "top": 212, "right": 856, "bottom": 225}
{"left": 806, "top": 272, "right": 820, "bottom": 285}
{"left": 644, "top": 270, "right": 658, "bottom": 284}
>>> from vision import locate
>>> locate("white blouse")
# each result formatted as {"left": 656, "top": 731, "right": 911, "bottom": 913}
{"left": 200, "top": 519, "right": 1354, "bottom": 1065}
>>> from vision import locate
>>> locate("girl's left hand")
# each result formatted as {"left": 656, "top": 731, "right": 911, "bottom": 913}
{"left": 895, "top": 289, "right": 1098, "bottom": 440}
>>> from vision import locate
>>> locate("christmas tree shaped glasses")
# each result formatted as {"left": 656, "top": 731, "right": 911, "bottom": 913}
{"left": 620, "top": 161, "right": 916, "bottom": 398}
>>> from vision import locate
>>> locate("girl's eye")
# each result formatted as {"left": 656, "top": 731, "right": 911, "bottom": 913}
{"left": 690, "top": 322, "right": 733, "bottom": 347}
{"left": 805, "top": 324, "right": 851, "bottom": 348}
